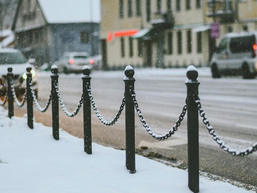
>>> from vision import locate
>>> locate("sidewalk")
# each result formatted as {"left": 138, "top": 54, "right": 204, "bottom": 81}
{"left": 0, "top": 106, "right": 254, "bottom": 193}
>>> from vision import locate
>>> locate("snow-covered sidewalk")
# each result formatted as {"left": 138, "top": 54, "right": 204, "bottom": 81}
{"left": 0, "top": 107, "right": 254, "bottom": 193}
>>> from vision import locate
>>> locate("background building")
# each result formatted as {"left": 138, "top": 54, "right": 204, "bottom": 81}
{"left": 12, "top": 0, "right": 100, "bottom": 67}
{"left": 100, "top": 0, "right": 257, "bottom": 70}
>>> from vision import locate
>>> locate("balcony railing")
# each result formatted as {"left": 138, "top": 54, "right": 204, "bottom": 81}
{"left": 206, "top": 0, "right": 235, "bottom": 23}
{"left": 151, "top": 10, "right": 174, "bottom": 29}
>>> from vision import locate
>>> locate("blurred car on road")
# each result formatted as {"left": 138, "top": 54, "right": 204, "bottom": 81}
{"left": 210, "top": 31, "right": 257, "bottom": 79}
{"left": 0, "top": 48, "right": 38, "bottom": 97}
{"left": 55, "top": 52, "right": 101, "bottom": 73}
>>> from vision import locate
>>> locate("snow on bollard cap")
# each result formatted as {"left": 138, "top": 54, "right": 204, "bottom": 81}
{"left": 51, "top": 65, "right": 58, "bottom": 74}
{"left": 82, "top": 65, "right": 91, "bottom": 76}
{"left": 124, "top": 65, "right": 135, "bottom": 78}
{"left": 186, "top": 65, "right": 198, "bottom": 81}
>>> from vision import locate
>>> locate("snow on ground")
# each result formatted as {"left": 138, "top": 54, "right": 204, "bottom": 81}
{"left": 0, "top": 107, "right": 254, "bottom": 193}
{"left": 38, "top": 66, "right": 211, "bottom": 80}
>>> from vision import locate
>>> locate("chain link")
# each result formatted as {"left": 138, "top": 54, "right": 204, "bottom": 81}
{"left": 54, "top": 83, "right": 83, "bottom": 117}
{"left": 29, "top": 82, "right": 52, "bottom": 113}
{"left": 10, "top": 80, "right": 27, "bottom": 108}
{"left": 86, "top": 84, "right": 126, "bottom": 126}
{"left": 129, "top": 88, "right": 187, "bottom": 141}
{"left": 0, "top": 91, "right": 7, "bottom": 106}
{"left": 194, "top": 95, "right": 257, "bottom": 156}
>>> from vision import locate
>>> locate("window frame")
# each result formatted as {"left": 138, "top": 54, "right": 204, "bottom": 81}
{"left": 121, "top": 37, "right": 125, "bottom": 57}
{"left": 138, "top": 39, "right": 143, "bottom": 57}
{"left": 136, "top": 0, "right": 141, "bottom": 16}
{"left": 129, "top": 37, "right": 133, "bottom": 57}
{"left": 197, "top": 32, "right": 202, "bottom": 53}
{"left": 80, "top": 31, "right": 90, "bottom": 44}
{"left": 196, "top": 0, "right": 201, "bottom": 9}
{"left": 167, "top": 0, "right": 172, "bottom": 12}
{"left": 186, "top": 0, "right": 191, "bottom": 10}
{"left": 176, "top": 0, "right": 181, "bottom": 11}
{"left": 146, "top": 0, "right": 151, "bottom": 22}
{"left": 157, "top": 0, "right": 161, "bottom": 13}
{"left": 187, "top": 30, "right": 192, "bottom": 53}
{"left": 177, "top": 31, "right": 182, "bottom": 55}
{"left": 119, "top": 0, "right": 124, "bottom": 18}
{"left": 128, "top": 0, "right": 132, "bottom": 17}
{"left": 168, "top": 32, "right": 173, "bottom": 55}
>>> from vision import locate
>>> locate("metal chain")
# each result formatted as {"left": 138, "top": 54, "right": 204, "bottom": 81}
{"left": 129, "top": 88, "right": 187, "bottom": 141}
{"left": 54, "top": 83, "right": 83, "bottom": 117}
{"left": 194, "top": 95, "right": 257, "bottom": 156}
{"left": 29, "top": 82, "right": 52, "bottom": 113}
{"left": 0, "top": 92, "right": 7, "bottom": 106}
{"left": 10, "top": 80, "right": 27, "bottom": 108}
{"left": 86, "top": 84, "right": 126, "bottom": 126}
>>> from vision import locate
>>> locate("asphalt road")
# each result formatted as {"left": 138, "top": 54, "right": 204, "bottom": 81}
{"left": 13, "top": 68, "right": 257, "bottom": 189}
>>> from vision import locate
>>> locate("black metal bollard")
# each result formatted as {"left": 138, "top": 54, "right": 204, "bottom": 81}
{"left": 82, "top": 66, "right": 92, "bottom": 154}
{"left": 7, "top": 67, "right": 14, "bottom": 118}
{"left": 26, "top": 67, "right": 34, "bottom": 129}
{"left": 185, "top": 65, "right": 200, "bottom": 193}
{"left": 124, "top": 65, "right": 136, "bottom": 174}
{"left": 51, "top": 65, "right": 59, "bottom": 140}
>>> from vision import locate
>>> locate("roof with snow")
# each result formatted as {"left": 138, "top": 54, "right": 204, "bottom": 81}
{"left": 0, "top": 29, "right": 14, "bottom": 48}
{"left": 37, "top": 0, "right": 100, "bottom": 23}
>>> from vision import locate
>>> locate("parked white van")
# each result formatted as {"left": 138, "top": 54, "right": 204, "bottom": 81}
{"left": 210, "top": 31, "right": 257, "bottom": 79}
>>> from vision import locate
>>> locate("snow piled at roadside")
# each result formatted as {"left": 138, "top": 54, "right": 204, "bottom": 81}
{"left": 0, "top": 107, "right": 254, "bottom": 193}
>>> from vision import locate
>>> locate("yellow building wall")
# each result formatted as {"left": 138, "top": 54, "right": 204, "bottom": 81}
{"left": 238, "top": 0, "right": 257, "bottom": 20}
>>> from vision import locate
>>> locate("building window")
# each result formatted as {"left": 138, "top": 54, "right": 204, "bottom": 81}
{"left": 138, "top": 39, "right": 143, "bottom": 57}
{"left": 81, "top": 31, "right": 89, "bottom": 43}
{"left": 119, "top": 0, "right": 124, "bottom": 18}
{"left": 157, "top": 0, "right": 161, "bottom": 13}
{"left": 146, "top": 0, "right": 151, "bottom": 22}
{"left": 196, "top": 0, "right": 201, "bottom": 8}
{"left": 243, "top": 25, "right": 248, "bottom": 31}
{"left": 187, "top": 30, "right": 192, "bottom": 53}
{"left": 27, "top": 30, "right": 33, "bottom": 45}
{"left": 35, "top": 30, "right": 39, "bottom": 45}
{"left": 129, "top": 37, "right": 133, "bottom": 57}
{"left": 177, "top": 31, "right": 182, "bottom": 54}
{"left": 167, "top": 0, "right": 172, "bottom": 12}
{"left": 128, "top": 0, "right": 132, "bottom": 17}
{"left": 197, "top": 32, "right": 202, "bottom": 53}
{"left": 176, "top": 0, "right": 181, "bottom": 11}
{"left": 227, "top": 26, "right": 233, "bottom": 32}
{"left": 136, "top": 0, "right": 141, "bottom": 16}
{"left": 168, "top": 32, "right": 173, "bottom": 55}
{"left": 186, "top": 0, "right": 191, "bottom": 10}
{"left": 121, "top": 37, "right": 125, "bottom": 57}
{"left": 28, "top": 0, "right": 31, "bottom": 11}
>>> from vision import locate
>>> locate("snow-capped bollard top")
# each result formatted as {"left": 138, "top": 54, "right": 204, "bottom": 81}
{"left": 7, "top": 67, "right": 12, "bottom": 73}
{"left": 82, "top": 65, "right": 91, "bottom": 76}
{"left": 124, "top": 65, "right": 135, "bottom": 78}
{"left": 26, "top": 67, "right": 32, "bottom": 73}
{"left": 51, "top": 65, "right": 58, "bottom": 74}
{"left": 186, "top": 65, "right": 198, "bottom": 81}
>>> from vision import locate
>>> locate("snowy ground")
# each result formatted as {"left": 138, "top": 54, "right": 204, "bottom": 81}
{"left": 0, "top": 107, "right": 254, "bottom": 193}
{"left": 38, "top": 66, "right": 212, "bottom": 79}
